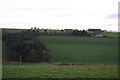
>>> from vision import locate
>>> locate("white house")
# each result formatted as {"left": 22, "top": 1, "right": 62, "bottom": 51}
{"left": 91, "top": 34, "right": 104, "bottom": 37}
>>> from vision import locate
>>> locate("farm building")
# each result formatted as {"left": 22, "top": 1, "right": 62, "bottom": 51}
{"left": 91, "top": 34, "right": 104, "bottom": 37}
{"left": 88, "top": 29, "right": 102, "bottom": 32}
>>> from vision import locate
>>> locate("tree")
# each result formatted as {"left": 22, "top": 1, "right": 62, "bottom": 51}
{"left": 4, "top": 31, "right": 55, "bottom": 63}
{"left": 26, "top": 49, "right": 40, "bottom": 63}
{"left": 41, "top": 50, "right": 55, "bottom": 63}
{"left": 72, "top": 30, "right": 89, "bottom": 36}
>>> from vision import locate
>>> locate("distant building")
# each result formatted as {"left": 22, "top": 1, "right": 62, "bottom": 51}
{"left": 65, "top": 29, "right": 73, "bottom": 31}
{"left": 88, "top": 29, "right": 102, "bottom": 32}
{"left": 91, "top": 34, "right": 104, "bottom": 37}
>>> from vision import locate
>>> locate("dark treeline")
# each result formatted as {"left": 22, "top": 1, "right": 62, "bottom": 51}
{"left": 3, "top": 30, "right": 55, "bottom": 63}
{"left": 23, "top": 27, "right": 90, "bottom": 36}
{"left": 72, "top": 30, "right": 89, "bottom": 36}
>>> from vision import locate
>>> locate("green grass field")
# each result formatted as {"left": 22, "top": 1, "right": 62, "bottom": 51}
{"left": 2, "top": 29, "right": 118, "bottom": 79}
{"left": 3, "top": 35, "right": 118, "bottom": 64}
{"left": 101, "top": 32, "right": 118, "bottom": 37}
{"left": 2, "top": 28, "right": 26, "bottom": 33}
{"left": 2, "top": 63, "right": 118, "bottom": 78}
{"left": 36, "top": 36, "right": 118, "bottom": 64}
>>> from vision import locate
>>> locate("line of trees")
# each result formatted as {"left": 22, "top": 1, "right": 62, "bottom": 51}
{"left": 24, "top": 27, "right": 90, "bottom": 36}
{"left": 72, "top": 30, "right": 89, "bottom": 36}
{"left": 3, "top": 30, "right": 55, "bottom": 63}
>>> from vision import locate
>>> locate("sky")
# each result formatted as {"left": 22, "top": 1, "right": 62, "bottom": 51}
{"left": 0, "top": 0, "right": 119, "bottom": 31}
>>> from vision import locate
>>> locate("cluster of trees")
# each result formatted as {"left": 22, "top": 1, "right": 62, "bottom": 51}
{"left": 3, "top": 31, "right": 55, "bottom": 63}
{"left": 21, "top": 27, "right": 105, "bottom": 37}
{"left": 17, "top": 27, "right": 90, "bottom": 37}
{"left": 72, "top": 30, "right": 89, "bottom": 36}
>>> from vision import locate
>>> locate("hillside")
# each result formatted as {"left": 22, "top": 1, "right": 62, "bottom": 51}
{"left": 2, "top": 29, "right": 118, "bottom": 64}
{"left": 36, "top": 36, "right": 118, "bottom": 64}
{"left": 101, "top": 32, "right": 118, "bottom": 38}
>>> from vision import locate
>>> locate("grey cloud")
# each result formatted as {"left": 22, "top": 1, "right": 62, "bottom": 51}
{"left": 106, "top": 13, "right": 120, "bottom": 19}
{"left": 103, "top": 24, "right": 113, "bottom": 26}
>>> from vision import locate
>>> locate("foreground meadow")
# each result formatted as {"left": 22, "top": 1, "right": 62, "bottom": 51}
{"left": 2, "top": 64, "right": 118, "bottom": 78}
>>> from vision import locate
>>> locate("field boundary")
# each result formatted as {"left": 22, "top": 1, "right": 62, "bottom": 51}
{"left": 1, "top": 61, "right": 113, "bottom": 66}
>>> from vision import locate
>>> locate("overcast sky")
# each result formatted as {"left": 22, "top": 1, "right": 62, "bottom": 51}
{"left": 0, "top": 0, "right": 119, "bottom": 31}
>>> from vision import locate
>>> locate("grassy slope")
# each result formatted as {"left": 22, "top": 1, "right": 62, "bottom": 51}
{"left": 2, "top": 29, "right": 118, "bottom": 64}
{"left": 3, "top": 28, "right": 26, "bottom": 33}
{"left": 36, "top": 36, "right": 118, "bottom": 64}
{"left": 101, "top": 32, "right": 118, "bottom": 37}
{"left": 2, "top": 64, "right": 118, "bottom": 78}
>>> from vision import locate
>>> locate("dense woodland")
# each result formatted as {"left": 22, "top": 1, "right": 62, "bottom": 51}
{"left": 2, "top": 30, "right": 55, "bottom": 63}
